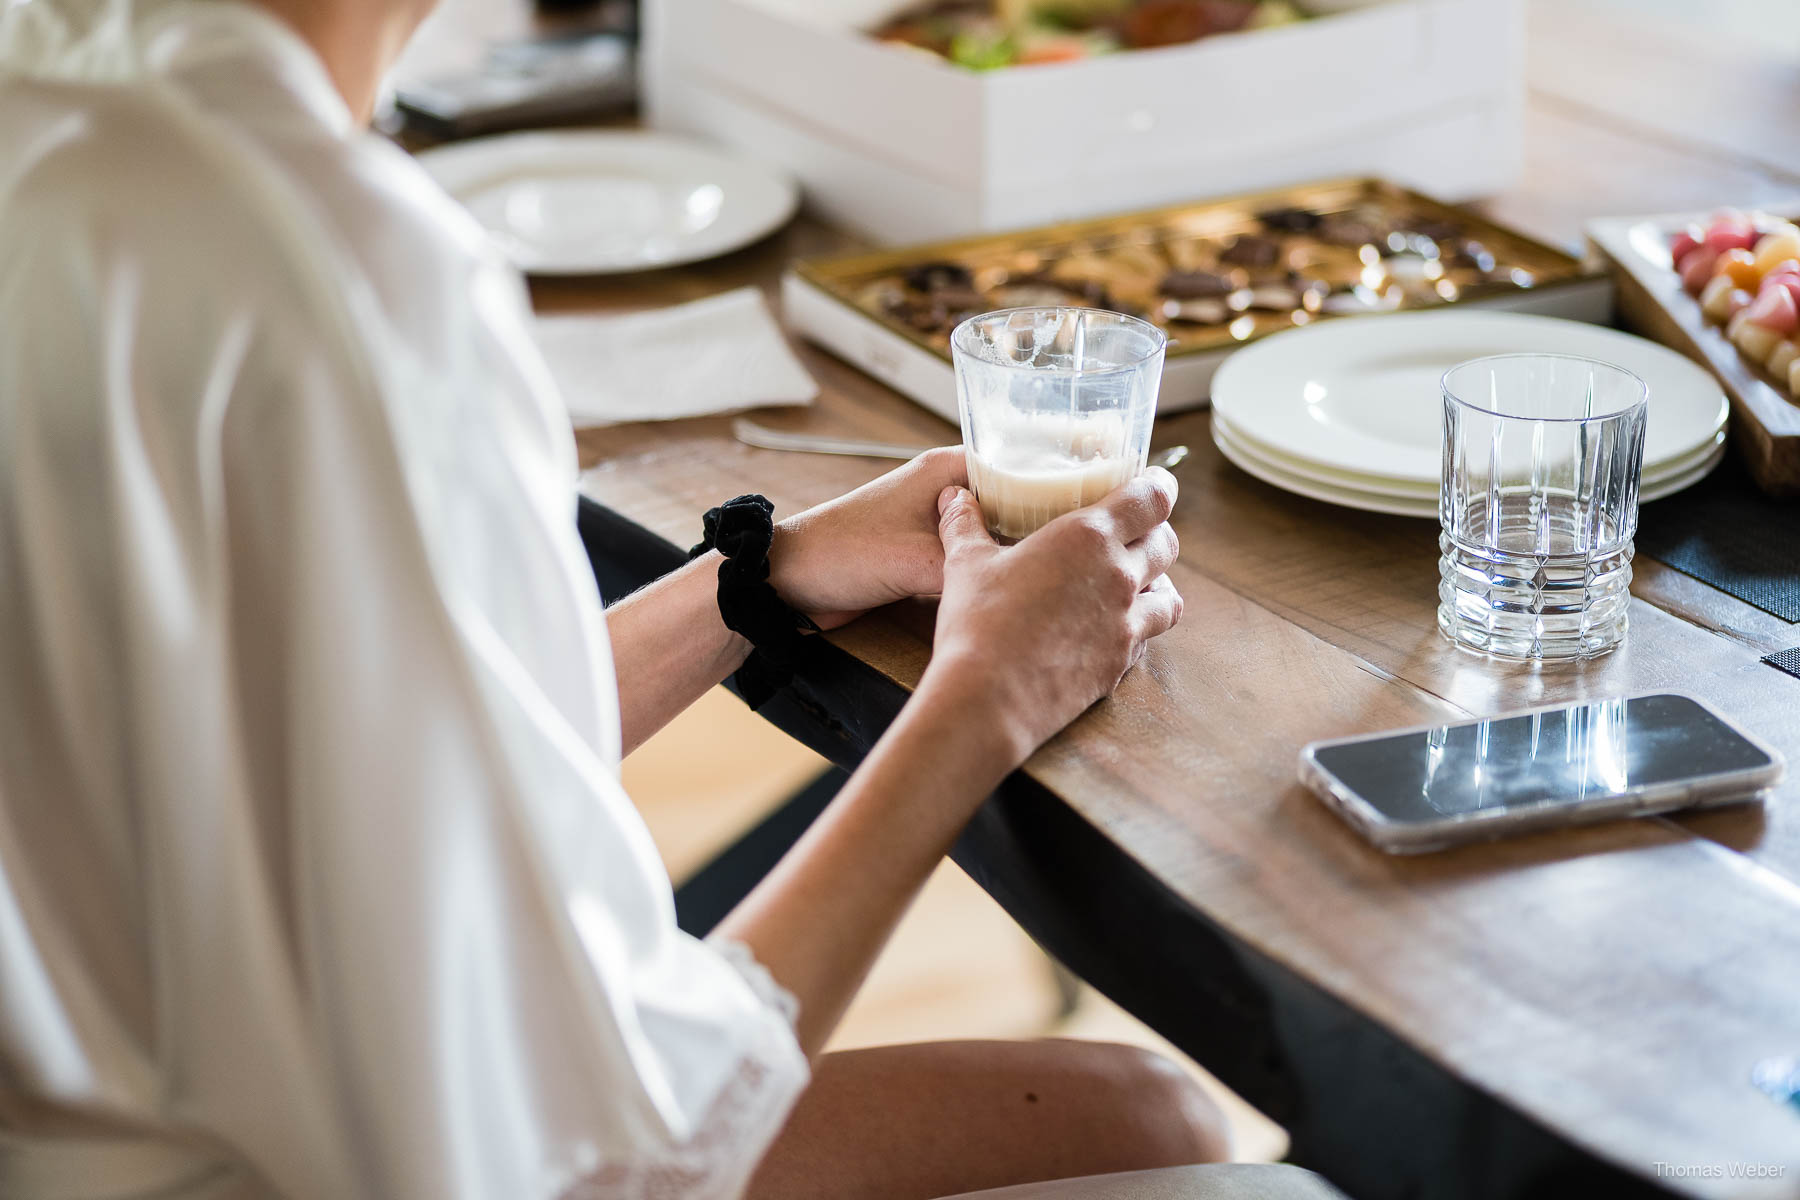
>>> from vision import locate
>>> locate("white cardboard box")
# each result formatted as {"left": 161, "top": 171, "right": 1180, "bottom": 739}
{"left": 644, "top": 0, "right": 1524, "bottom": 244}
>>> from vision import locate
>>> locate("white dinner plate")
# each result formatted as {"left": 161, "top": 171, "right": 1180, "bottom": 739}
{"left": 1212, "top": 419, "right": 1725, "bottom": 519}
{"left": 1212, "top": 413, "right": 1727, "bottom": 499}
{"left": 1214, "top": 421, "right": 1440, "bottom": 517}
{"left": 419, "top": 130, "right": 799, "bottom": 275}
{"left": 1210, "top": 311, "right": 1730, "bottom": 485}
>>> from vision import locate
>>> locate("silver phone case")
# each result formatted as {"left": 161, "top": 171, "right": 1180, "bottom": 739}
{"left": 1297, "top": 692, "right": 1785, "bottom": 854}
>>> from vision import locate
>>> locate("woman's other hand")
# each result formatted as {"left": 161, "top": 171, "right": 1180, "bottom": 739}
{"left": 922, "top": 467, "right": 1183, "bottom": 765}
{"left": 767, "top": 446, "right": 967, "bottom": 629}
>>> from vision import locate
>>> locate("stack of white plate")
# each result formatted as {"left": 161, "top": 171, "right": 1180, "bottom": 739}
{"left": 1208, "top": 312, "right": 1731, "bottom": 519}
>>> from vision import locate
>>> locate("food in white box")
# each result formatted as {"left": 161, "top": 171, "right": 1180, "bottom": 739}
{"left": 873, "top": 0, "right": 1305, "bottom": 68}
{"left": 647, "top": 0, "right": 1524, "bottom": 241}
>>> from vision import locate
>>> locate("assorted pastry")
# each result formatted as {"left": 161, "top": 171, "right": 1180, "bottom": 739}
{"left": 842, "top": 190, "right": 1579, "bottom": 356}
{"left": 873, "top": 0, "right": 1304, "bottom": 69}
{"left": 1670, "top": 211, "right": 1800, "bottom": 400}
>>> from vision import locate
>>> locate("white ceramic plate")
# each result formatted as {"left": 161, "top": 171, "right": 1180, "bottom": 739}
{"left": 1212, "top": 413, "right": 1727, "bottom": 499}
{"left": 1210, "top": 311, "right": 1730, "bottom": 485}
{"left": 1214, "top": 420, "right": 1440, "bottom": 517}
{"left": 419, "top": 131, "right": 799, "bottom": 275}
{"left": 1212, "top": 419, "right": 1725, "bottom": 519}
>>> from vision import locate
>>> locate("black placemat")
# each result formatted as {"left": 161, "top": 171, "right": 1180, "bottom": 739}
{"left": 1637, "top": 455, "right": 1800, "bottom": 622}
{"left": 1765, "top": 647, "right": 1800, "bottom": 682}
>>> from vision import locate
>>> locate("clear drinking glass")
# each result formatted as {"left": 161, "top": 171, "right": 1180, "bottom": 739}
{"left": 1439, "top": 353, "right": 1649, "bottom": 661}
{"left": 951, "top": 308, "right": 1165, "bottom": 541}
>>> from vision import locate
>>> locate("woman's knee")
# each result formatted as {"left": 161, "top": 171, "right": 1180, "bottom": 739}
{"left": 745, "top": 1038, "right": 1231, "bottom": 1200}
{"left": 1063, "top": 1039, "right": 1234, "bottom": 1167}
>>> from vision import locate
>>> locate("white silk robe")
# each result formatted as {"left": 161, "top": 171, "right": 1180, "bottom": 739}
{"left": 0, "top": 3, "right": 808, "bottom": 1197}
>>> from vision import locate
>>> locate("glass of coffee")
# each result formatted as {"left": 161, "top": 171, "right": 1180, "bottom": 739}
{"left": 951, "top": 307, "right": 1165, "bottom": 541}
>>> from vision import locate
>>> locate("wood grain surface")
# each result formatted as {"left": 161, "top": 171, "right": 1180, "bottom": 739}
{"left": 415, "top": 0, "right": 1800, "bottom": 1193}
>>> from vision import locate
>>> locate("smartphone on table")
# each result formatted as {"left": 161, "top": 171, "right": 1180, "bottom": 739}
{"left": 1299, "top": 693, "right": 1783, "bottom": 854}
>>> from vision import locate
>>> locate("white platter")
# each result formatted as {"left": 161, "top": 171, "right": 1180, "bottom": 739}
{"left": 1212, "top": 417, "right": 1726, "bottom": 519}
{"left": 419, "top": 130, "right": 799, "bottom": 275}
{"left": 1209, "top": 311, "right": 1730, "bottom": 485}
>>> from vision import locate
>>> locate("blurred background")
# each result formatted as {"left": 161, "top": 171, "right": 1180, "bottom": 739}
{"left": 1587, "top": 0, "right": 1796, "bottom": 54}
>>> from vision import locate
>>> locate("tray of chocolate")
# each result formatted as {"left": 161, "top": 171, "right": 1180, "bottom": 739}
{"left": 782, "top": 178, "right": 1612, "bottom": 423}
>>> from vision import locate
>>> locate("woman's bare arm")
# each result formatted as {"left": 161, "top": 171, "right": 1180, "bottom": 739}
{"left": 604, "top": 556, "right": 751, "bottom": 755}
{"left": 715, "top": 473, "right": 1181, "bottom": 1056}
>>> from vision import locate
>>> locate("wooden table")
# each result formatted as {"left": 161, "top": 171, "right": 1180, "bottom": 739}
{"left": 418, "top": 3, "right": 1800, "bottom": 1196}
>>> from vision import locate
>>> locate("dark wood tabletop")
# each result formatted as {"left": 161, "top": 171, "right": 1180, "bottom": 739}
{"left": 410, "top": 3, "right": 1800, "bottom": 1197}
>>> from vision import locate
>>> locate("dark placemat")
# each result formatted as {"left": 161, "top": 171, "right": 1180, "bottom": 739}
{"left": 1765, "top": 647, "right": 1800, "bottom": 682}
{"left": 1637, "top": 454, "right": 1800, "bottom": 622}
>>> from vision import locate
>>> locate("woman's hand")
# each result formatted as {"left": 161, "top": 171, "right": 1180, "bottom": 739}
{"left": 920, "top": 468, "right": 1184, "bottom": 766}
{"left": 767, "top": 447, "right": 967, "bottom": 629}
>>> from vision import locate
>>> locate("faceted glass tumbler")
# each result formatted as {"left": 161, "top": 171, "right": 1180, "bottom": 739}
{"left": 1438, "top": 354, "right": 1649, "bottom": 661}
{"left": 952, "top": 307, "right": 1164, "bottom": 541}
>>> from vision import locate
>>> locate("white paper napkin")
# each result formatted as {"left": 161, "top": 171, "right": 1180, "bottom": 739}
{"left": 532, "top": 286, "right": 818, "bottom": 426}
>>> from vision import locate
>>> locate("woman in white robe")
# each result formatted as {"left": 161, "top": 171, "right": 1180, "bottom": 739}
{"left": 0, "top": 1, "right": 1218, "bottom": 1197}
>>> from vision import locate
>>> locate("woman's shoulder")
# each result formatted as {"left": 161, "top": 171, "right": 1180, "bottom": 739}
{"left": 0, "top": 79, "right": 371, "bottom": 348}
{"left": 270, "top": 121, "right": 511, "bottom": 314}
{"left": 0, "top": 79, "right": 274, "bottom": 251}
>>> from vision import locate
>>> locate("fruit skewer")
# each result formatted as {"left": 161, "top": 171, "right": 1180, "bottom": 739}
{"left": 1673, "top": 212, "right": 1800, "bottom": 399}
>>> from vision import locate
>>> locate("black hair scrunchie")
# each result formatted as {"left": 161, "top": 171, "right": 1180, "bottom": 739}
{"left": 688, "top": 494, "right": 818, "bottom": 709}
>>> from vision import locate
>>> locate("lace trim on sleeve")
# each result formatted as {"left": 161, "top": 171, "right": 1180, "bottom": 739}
{"left": 555, "top": 942, "right": 808, "bottom": 1200}
{"left": 707, "top": 938, "right": 800, "bottom": 1031}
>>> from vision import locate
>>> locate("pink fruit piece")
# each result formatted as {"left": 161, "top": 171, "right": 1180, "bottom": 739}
{"left": 1760, "top": 274, "right": 1800, "bottom": 313}
{"left": 1678, "top": 246, "right": 1722, "bottom": 293}
{"left": 1744, "top": 285, "right": 1798, "bottom": 333}
{"left": 1670, "top": 225, "right": 1703, "bottom": 264}
{"left": 1705, "top": 220, "right": 1759, "bottom": 254}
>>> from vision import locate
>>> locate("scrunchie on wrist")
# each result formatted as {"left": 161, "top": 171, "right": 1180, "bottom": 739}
{"left": 688, "top": 494, "right": 818, "bottom": 709}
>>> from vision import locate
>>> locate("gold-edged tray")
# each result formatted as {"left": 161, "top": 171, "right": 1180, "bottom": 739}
{"left": 788, "top": 176, "right": 1620, "bottom": 424}
{"left": 795, "top": 177, "right": 1607, "bottom": 362}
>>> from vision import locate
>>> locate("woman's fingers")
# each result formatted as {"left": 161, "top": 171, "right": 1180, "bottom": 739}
{"left": 1126, "top": 523, "right": 1179, "bottom": 587}
{"left": 1098, "top": 467, "right": 1178, "bottom": 544}
{"left": 937, "top": 486, "right": 997, "bottom": 564}
{"left": 909, "top": 445, "right": 969, "bottom": 491}
{"left": 1131, "top": 574, "right": 1183, "bottom": 644}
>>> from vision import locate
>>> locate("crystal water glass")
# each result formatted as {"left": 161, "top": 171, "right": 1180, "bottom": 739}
{"left": 952, "top": 307, "right": 1165, "bottom": 541}
{"left": 1438, "top": 353, "right": 1649, "bottom": 661}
